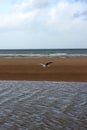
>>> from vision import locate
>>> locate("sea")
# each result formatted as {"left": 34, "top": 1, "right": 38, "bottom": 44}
{"left": 0, "top": 48, "right": 87, "bottom": 58}
{"left": 0, "top": 49, "right": 87, "bottom": 130}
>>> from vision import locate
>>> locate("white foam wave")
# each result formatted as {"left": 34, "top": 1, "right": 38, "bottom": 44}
{"left": 0, "top": 53, "right": 87, "bottom": 58}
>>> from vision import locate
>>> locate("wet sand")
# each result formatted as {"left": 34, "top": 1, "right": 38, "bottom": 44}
{"left": 0, "top": 58, "right": 87, "bottom": 81}
{"left": 0, "top": 81, "right": 87, "bottom": 130}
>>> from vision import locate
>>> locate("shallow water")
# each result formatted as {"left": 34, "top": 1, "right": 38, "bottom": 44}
{"left": 0, "top": 81, "right": 87, "bottom": 130}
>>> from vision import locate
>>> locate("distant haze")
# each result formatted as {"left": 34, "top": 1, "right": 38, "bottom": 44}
{"left": 0, "top": 0, "right": 87, "bottom": 49}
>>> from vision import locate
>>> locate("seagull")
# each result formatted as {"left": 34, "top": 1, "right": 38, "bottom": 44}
{"left": 40, "top": 62, "right": 53, "bottom": 67}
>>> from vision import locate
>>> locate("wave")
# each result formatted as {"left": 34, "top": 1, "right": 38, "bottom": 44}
{"left": 0, "top": 53, "right": 87, "bottom": 58}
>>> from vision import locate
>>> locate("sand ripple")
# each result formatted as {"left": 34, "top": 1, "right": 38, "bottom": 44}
{"left": 0, "top": 81, "right": 87, "bottom": 130}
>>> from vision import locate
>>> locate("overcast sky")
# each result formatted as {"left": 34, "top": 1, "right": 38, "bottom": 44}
{"left": 0, "top": 0, "right": 87, "bottom": 49}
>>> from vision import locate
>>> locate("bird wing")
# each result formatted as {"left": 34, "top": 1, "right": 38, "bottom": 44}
{"left": 45, "top": 62, "right": 53, "bottom": 66}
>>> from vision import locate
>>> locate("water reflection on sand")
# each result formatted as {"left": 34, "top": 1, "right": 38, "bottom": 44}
{"left": 0, "top": 81, "right": 87, "bottom": 130}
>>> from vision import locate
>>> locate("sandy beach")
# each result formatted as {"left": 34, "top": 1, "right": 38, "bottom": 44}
{"left": 0, "top": 58, "right": 87, "bottom": 81}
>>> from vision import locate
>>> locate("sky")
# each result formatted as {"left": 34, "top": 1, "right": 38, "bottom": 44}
{"left": 0, "top": 0, "right": 87, "bottom": 49}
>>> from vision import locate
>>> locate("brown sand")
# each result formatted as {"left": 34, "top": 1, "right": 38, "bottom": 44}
{"left": 0, "top": 58, "right": 87, "bottom": 82}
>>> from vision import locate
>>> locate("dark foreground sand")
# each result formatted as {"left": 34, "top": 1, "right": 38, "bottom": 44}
{"left": 0, "top": 58, "right": 87, "bottom": 81}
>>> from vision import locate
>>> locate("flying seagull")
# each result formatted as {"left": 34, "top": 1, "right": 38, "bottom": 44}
{"left": 40, "top": 62, "right": 53, "bottom": 67}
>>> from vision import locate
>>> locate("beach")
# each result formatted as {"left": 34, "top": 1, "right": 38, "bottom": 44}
{"left": 0, "top": 58, "right": 87, "bottom": 81}
{"left": 0, "top": 57, "right": 87, "bottom": 130}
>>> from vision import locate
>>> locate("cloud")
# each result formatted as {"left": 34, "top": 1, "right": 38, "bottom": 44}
{"left": 72, "top": 0, "right": 87, "bottom": 19}
{"left": 0, "top": 0, "right": 87, "bottom": 48}
{"left": 74, "top": 10, "right": 87, "bottom": 19}
{"left": 74, "top": 0, "right": 87, "bottom": 2}
{"left": 0, "top": 0, "right": 86, "bottom": 31}
{"left": 14, "top": 0, "right": 57, "bottom": 13}
{"left": 29, "top": 0, "right": 56, "bottom": 9}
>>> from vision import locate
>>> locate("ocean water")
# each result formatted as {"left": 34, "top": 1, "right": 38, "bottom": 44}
{"left": 0, "top": 81, "right": 87, "bottom": 130}
{"left": 0, "top": 49, "right": 87, "bottom": 58}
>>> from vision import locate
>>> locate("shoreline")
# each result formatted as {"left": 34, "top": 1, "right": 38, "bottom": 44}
{"left": 0, "top": 58, "right": 87, "bottom": 82}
